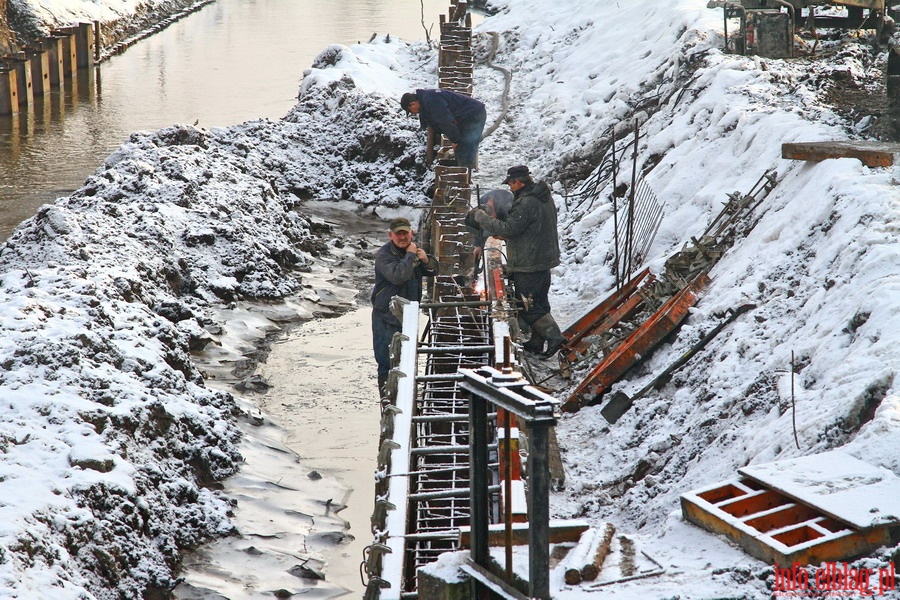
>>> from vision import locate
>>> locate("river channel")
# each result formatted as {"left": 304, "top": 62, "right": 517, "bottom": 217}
{"left": 0, "top": 0, "right": 456, "bottom": 241}
{"left": 1, "top": 1, "right": 473, "bottom": 597}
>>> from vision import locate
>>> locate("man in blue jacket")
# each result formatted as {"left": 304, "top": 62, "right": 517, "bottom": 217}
{"left": 401, "top": 89, "right": 487, "bottom": 168}
{"left": 371, "top": 217, "right": 439, "bottom": 398}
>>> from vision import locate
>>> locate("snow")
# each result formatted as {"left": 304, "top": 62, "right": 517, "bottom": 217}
{"left": 1, "top": 0, "right": 899, "bottom": 597}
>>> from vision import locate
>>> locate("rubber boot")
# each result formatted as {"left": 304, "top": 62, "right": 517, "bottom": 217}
{"left": 522, "top": 333, "right": 545, "bottom": 354}
{"left": 531, "top": 314, "right": 566, "bottom": 358}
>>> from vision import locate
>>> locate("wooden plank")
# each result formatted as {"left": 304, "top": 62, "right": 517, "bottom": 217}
{"left": 782, "top": 141, "right": 900, "bottom": 167}
{"left": 717, "top": 489, "right": 792, "bottom": 518}
{"left": 547, "top": 425, "right": 565, "bottom": 488}
{"left": 744, "top": 503, "right": 824, "bottom": 533}
{"left": 458, "top": 519, "right": 590, "bottom": 547}
{"left": 561, "top": 272, "right": 709, "bottom": 413}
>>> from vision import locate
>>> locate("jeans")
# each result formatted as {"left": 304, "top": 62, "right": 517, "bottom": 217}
{"left": 372, "top": 312, "right": 400, "bottom": 381}
{"left": 455, "top": 106, "right": 487, "bottom": 168}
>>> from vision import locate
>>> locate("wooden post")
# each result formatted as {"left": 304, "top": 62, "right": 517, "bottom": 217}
{"left": 8, "top": 54, "right": 32, "bottom": 106}
{"left": 0, "top": 67, "right": 18, "bottom": 115}
{"left": 75, "top": 23, "right": 95, "bottom": 68}
{"left": 55, "top": 29, "right": 78, "bottom": 77}
{"left": 93, "top": 21, "right": 101, "bottom": 61}
{"left": 29, "top": 46, "right": 51, "bottom": 96}
{"left": 44, "top": 36, "right": 64, "bottom": 88}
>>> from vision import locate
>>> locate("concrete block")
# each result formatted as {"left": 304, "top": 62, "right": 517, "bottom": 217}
{"left": 417, "top": 567, "right": 471, "bottom": 600}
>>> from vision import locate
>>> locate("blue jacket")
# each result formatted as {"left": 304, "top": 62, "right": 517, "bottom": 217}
{"left": 415, "top": 88, "right": 485, "bottom": 143}
{"left": 371, "top": 242, "right": 439, "bottom": 326}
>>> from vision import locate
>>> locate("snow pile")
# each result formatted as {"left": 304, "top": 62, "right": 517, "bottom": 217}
{"left": 469, "top": 0, "right": 900, "bottom": 596}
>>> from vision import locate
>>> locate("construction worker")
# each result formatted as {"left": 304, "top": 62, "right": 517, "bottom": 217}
{"left": 371, "top": 217, "right": 439, "bottom": 398}
{"left": 400, "top": 89, "right": 486, "bottom": 168}
{"left": 467, "top": 165, "right": 566, "bottom": 357}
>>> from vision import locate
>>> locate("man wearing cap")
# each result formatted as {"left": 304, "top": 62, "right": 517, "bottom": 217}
{"left": 401, "top": 89, "right": 486, "bottom": 168}
{"left": 466, "top": 165, "right": 567, "bottom": 358}
{"left": 371, "top": 217, "right": 439, "bottom": 398}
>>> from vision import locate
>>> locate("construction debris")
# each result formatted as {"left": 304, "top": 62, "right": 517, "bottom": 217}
{"left": 559, "top": 170, "right": 778, "bottom": 415}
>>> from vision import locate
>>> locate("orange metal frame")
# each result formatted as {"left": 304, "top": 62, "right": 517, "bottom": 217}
{"left": 562, "top": 268, "right": 655, "bottom": 363}
{"left": 562, "top": 272, "right": 710, "bottom": 413}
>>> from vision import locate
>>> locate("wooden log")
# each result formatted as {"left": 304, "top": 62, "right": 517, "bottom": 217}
{"left": 561, "top": 528, "right": 600, "bottom": 586}
{"left": 581, "top": 522, "right": 617, "bottom": 581}
{"left": 564, "top": 563, "right": 583, "bottom": 585}
{"left": 782, "top": 141, "right": 900, "bottom": 168}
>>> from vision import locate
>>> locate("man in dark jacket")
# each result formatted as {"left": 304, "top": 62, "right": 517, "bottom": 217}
{"left": 401, "top": 89, "right": 486, "bottom": 168}
{"left": 467, "top": 165, "right": 566, "bottom": 358}
{"left": 371, "top": 217, "right": 439, "bottom": 397}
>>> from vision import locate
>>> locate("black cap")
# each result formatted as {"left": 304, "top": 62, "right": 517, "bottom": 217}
{"left": 502, "top": 165, "right": 531, "bottom": 184}
{"left": 389, "top": 217, "right": 413, "bottom": 233}
{"left": 400, "top": 92, "right": 418, "bottom": 113}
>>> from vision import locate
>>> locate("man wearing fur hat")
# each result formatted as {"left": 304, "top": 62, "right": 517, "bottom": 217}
{"left": 467, "top": 165, "right": 566, "bottom": 357}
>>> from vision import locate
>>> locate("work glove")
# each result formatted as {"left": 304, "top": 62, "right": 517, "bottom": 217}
{"left": 468, "top": 207, "right": 492, "bottom": 228}
{"left": 464, "top": 210, "right": 482, "bottom": 230}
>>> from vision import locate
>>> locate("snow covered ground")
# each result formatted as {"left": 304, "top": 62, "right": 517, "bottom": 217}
{"left": 8, "top": 0, "right": 211, "bottom": 50}
{"left": 1, "top": 0, "right": 899, "bottom": 598}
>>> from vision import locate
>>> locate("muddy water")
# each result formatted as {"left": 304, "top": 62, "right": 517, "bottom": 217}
{"left": 179, "top": 202, "right": 406, "bottom": 598}
{"left": 181, "top": 310, "right": 381, "bottom": 599}
{"left": 253, "top": 308, "right": 381, "bottom": 593}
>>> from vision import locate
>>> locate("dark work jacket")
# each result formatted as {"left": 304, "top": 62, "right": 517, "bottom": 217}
{"left": 415, "top": 88, "right": 485, "bottom": 143}
{"left": 371, "top": 241, "right": 439, "bottom": 326}
{"left": 475, "top": 181, "right": 560, "bottom": 272}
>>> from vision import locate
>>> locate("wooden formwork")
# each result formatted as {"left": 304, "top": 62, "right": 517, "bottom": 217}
{"left": 682, "top": 452, "right": 900, "bottom": 565}
{"left": 682, "top": 478, "right": 894, "bottom": 565}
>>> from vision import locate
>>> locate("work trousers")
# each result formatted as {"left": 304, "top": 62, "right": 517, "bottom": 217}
{"left": 511, "top": 270, "right": 552, "bottom": 326}
{"left": 454, "top": 106, "right": 487, "bottom": 168}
